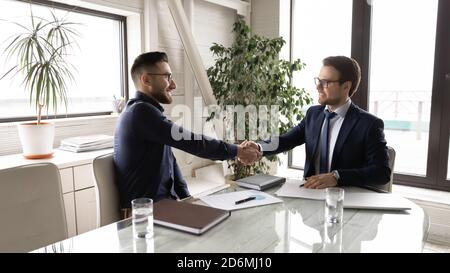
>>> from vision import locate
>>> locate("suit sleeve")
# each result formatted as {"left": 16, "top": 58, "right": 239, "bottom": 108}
{"left": 337, "top": 118, "right": 391, "bottom": 186}
{"left": 131, "top": 103, "right": 237, "bottom": 161}
{"left": 259, "top": 117, "right": 306, "bottom": 156}
{"left": 172, "top": 156, "right": 190, "bottom": 199}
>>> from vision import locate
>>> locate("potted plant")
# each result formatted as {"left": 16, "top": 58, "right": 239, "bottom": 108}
{"left": 1, "top": 7, "right": 79, "bottom": 159}
{"left": 207, "top": 19, "right": 312, "bottom": 180}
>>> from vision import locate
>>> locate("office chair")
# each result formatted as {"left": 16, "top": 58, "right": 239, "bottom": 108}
{"left": 0, "top": 163, "right": 68, "bottom": 252}
{"left": 385, "top": 146, "right": 396, "bottom": 193}
{"left": 92, "top": 153, "right": 121, "bottom": 228}
{"left": 364, "top": 146, "right": 396, "bottom": 193}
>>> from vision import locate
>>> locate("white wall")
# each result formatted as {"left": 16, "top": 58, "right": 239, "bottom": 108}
{"left": 155, "top": 0, "right": 237, "bottom": 175}
{"left": 251, "top": 0, "right": 290, "bottom": 59}
{"left": 251, "top": 0, "right": 280, "bottom": 38}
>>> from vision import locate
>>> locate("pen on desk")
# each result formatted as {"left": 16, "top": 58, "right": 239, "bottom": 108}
{"left": 299, "top": 179, "right": 306, "bottom": 188}
{"left": 235, "top": 196, "right": 256, "bottom": 205}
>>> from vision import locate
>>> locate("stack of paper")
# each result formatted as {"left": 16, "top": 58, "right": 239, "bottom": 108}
{"left": 59, "top": 134, "right": 113, "bottom": 152}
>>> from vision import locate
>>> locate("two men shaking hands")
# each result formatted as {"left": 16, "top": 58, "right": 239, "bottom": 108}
{"left": 236, "top": 141, "right": 263, "bottom": 165}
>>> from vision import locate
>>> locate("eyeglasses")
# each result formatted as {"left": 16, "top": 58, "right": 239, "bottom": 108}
{"left": 314, "top": 77, "right": 341, "bottom": 88}
{"left": 147, "top": 73, "right": 173, "bottom": 82}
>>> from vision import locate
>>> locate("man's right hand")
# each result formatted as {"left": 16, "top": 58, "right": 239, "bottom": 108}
{"left": 242, "top": 140, "right": 261, "bottom": 152}
{"left": 237, "top": 141, "right": 262, "bottom": 165}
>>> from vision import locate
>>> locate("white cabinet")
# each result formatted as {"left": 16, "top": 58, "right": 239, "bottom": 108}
{"left": 73, "top": 164, "right": 95, "bottom": 190}
{"left": 60, "top": 168, "right": 77, "bottom": 236}
{"left": 75, "top": 187, "right": 97, "bottom": 234}
{"left": 59, "top": 164, "right": 98, "bottom": 235}
{"left": 63, "top": 192, "right": 76, "bottom": 237}
{"left": 60, "top": 168, "right": 74, "bottom": 193}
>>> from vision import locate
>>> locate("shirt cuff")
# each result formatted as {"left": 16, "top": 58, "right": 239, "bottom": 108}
{"left": 257, "top": 143, "right": 263, "bottom": 153}
{"left": 228, "top": 143, "right": 238, "bottom": 158}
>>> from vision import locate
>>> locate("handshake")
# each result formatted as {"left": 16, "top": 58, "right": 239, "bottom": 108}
{"left": 236, "top": 141, "right": 263, "bottom": 165}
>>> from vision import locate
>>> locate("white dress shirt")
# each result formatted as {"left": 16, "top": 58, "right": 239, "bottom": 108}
{"left": 314, "top": 99, "right": 352, "bottom": 175}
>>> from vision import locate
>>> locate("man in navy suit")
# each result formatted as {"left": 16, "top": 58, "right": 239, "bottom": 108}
{"left": 250, "top": 56, "right": 390, "bottom": 189}
{"left": 114, "top": 52, "right": 260, "bottom": 211}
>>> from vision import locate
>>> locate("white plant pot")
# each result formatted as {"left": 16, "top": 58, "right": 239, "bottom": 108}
{"left": 18, "top": 122, "right": 55, "bottom": 159}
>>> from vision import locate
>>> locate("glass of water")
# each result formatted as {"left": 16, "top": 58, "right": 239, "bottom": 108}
{"left": 325, "top": 187, "right": 344, "bottom": 224}
{"left": 132, "top": 198, "right": 154, "bottom": 239}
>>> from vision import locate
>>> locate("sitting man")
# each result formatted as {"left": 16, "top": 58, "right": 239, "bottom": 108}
{"left": 247, "top": 56, "right": 391, "bottom": 190}
{"left": 114, "top": 51, "right": 260, "bottom": 216}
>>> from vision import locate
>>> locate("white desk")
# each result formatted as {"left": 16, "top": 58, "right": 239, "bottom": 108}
{"left": 34, "top": 185, "right": 429, "bottom": 253}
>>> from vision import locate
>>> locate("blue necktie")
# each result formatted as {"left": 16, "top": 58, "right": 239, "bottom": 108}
{"left": 320, "top": 110, "right": 337, "bottom": 174}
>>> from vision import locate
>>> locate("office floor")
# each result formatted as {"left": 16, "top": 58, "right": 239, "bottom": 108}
{"left": 423, "top": 241, "right": 450, "bottom": 253}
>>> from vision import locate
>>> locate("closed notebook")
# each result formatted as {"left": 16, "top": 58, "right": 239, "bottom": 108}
{"left": 153, "top": 199, "right": 230, "bottom": 235}
{"left": 235, "top": 174, "right": 286, "bottom": 191}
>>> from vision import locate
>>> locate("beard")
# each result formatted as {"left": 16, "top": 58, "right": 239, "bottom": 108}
{"left": 153, "top": 90, "right": 173, "bottom": 104}
{"left": 318, "top": 94, "right": 340, "bottom": 106}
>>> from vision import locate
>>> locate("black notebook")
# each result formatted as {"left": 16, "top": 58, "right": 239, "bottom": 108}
{"left": 235, "top": 174, "right": 286, "bottom": 191}
{"left": 153, "top": 199, "right": 230, "bottom": 235}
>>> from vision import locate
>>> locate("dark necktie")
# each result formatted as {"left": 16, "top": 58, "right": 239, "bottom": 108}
{"left": 320, "top": 110, "right": 337, "bottom": 173}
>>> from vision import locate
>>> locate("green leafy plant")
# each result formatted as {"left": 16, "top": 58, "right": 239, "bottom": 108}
{"left": 1, "top": 7, "right": 80, "bottom": 124}
{"left": 207, "top": 19, "right": 312, "bottom": 180}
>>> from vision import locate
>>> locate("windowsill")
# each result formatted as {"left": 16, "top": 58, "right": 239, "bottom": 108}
{"left": 0, "top": 114, "right": 119, "bottom": 157}
{"left": 0, "top": 114, "right": 119, "bottom": 128}
{"left": 393, "top": 184, "right": 450, "bottom": 207}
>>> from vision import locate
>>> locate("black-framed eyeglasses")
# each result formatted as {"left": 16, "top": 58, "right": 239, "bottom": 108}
{"left": 147, "top": 73, "right": 173, "bottom": 82}
{"left": 314, "top": 77, "right": 340, "bottom": 88}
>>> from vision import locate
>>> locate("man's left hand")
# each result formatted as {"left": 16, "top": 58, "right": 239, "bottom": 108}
{"left": 303, "top": 173, "right": 338, "bottom": 189}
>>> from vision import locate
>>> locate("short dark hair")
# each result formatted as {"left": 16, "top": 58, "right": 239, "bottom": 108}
{"left": 130, "top": 51, "right": 169, "bottom": 85}
{"left": 323, "top": 56, "right": 361, "bottom": 97}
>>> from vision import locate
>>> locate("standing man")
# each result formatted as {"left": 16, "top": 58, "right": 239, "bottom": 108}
{"left": 114, "top": 52, "right": 259, "bottom": 212}
{"left": 248, "top": 56, "right": 390, "bottom": 189}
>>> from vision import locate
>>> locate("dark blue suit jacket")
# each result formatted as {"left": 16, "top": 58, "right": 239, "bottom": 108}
{"left": 114, "top": 92, "right": 237, "bottom": 208}
{"left": 262, "top": 103, "right": 391, "bottom": 187}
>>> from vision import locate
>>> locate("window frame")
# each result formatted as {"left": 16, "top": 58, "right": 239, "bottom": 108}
{"left": 0, "top": 0, "right": 128, "bottom": 123}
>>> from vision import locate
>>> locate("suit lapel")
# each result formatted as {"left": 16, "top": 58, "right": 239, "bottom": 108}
{"left": 331, "top": 104, "right": 360, "bottom": 168}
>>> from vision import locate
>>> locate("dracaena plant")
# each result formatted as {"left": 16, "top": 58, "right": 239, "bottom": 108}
{"left": 207, "top": 19, "right": 312, "bottom": 180}
{"left": 1, "top": 6, "right": 80, "bottom": 124}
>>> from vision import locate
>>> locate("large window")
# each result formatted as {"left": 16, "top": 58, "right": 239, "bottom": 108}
{"left": 368, "top": 0, "right": 438, "bottom": 176}
{"left": 290, "top": 0, "right": 450, "bottom": 191}
{"left": 0, "top": 0, "right": 127, "bottom": 121}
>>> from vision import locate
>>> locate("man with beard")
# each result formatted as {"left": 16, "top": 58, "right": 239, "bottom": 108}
{"left": 114, "top": 52, "right": 260, "bottom": 215}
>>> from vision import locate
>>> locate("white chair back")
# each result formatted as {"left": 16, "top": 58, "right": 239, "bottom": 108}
{"left": 0, "top": 163, "right": 67, "bottom": 252}
{"left": 93, "top": 153, "right": 121, "bottom": 227}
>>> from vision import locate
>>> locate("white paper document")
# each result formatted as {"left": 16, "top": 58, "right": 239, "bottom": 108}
{"left": 275, "top": 179, "right": 412, "bottom": 211}
{"left": 275, "top": 179, "right": 325, "bottom": 200}
{"left": 200, "top": 190, "right": 283, "bottom": 211}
